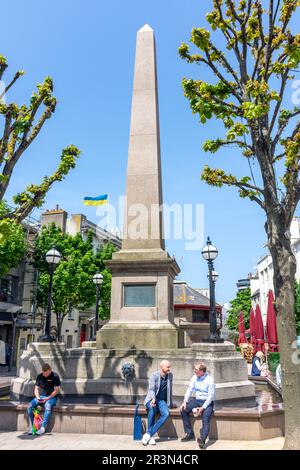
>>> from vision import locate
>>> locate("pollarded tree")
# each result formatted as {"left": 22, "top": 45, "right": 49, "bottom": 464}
{"left": 179, "top": 0, "right": 300, "bottom": 449}
{"left": 0, "top": 55, "right": 80, "bottom": 228}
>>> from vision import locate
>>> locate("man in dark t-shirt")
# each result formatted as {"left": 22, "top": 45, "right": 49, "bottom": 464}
{"left": 27, "top": 363, "right": 61, "bottom": 435}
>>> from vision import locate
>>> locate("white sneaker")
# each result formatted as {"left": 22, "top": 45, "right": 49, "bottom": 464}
{"left": 142, "top": 432, "right": 151, "bottom": 445}
{"left": 36, "top": 426, "right": 45, "bottom": 435}
{"left": 149, "top": 437, "right": 156, "bottom": 445}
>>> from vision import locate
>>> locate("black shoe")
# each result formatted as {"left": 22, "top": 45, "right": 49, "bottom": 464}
{"left": 197, "top": 437, "right": 206, "bottom": 449}
{"left": 181, "top": 433, "right": 195, "bottom": 442}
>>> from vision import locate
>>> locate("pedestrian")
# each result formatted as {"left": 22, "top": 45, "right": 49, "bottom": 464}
{"left": 27, "top": 363, "right": 61, "bottom": 435}
{"left": 251, "top": 351, "right": 266, "bottom": 376}
{"left": 180, "top": 362, "right": 215, "bottom": 449}
{"left": 141, "top": 360, "right": 173, "bottom": 446}
{"left": 276, "top": 363, "right": 282, "bottom": 388}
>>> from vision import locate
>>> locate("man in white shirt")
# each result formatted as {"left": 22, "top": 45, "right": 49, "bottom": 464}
{"left": 180, "top": 362, "right": 215, "bottom": 449}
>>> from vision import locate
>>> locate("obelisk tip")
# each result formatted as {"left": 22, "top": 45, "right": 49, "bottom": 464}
{"left": 138, "top": 24, "right": 153, "bottom": 33}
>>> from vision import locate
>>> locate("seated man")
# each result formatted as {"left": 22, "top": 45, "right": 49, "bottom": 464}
{"left": 27, "top": 363, "right": 61, "bottom": 435}
{"left": 180, "top": 362, "right": 215, "bottom": 449}
{"left": 142, "top": 360, "right": 173, "bottom": 446}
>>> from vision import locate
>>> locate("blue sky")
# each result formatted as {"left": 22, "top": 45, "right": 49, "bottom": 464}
{"left": 2, "top": 0, "right": 299, "bottom": 303}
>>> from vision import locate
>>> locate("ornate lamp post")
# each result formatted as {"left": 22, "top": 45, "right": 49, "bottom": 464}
{"left": 93, "top": 272, "right": 103, "bottom": 340}
{"left": 42, "top": 247, "right": 61, "bottom": 342}
{"left": 202, "top": 237, "right": 223, "bottom": 343}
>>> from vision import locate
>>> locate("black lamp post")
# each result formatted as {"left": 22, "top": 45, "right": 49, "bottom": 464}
{"left": 201, "top": 237, "right": 223, "bottom": 343}
{"left": 42, "top": 247, "right": 61, "bottom": 342}
{"left": 9, "top": 307, "right": 22, "bottom": 372}
{"left": 93, "top": 272, "right": 103, "bottom": 340}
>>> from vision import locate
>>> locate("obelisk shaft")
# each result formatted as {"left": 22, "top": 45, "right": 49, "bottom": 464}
{"left": 122, "top": 25, "right": 164, "bottom": 251}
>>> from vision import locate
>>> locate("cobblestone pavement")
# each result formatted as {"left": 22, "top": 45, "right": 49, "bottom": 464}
{"left": 0, "top": 432, "right": 284, "bottom": 450}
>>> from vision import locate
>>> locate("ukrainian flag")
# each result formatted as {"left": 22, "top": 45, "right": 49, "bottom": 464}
{"left": 83, "top": 194, "right": 108, "bottom": 206}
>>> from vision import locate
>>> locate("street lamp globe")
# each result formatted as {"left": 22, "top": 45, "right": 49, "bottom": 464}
{"left": 93, "top": 272, "right": 104, "bottom": 285}
{"left": 45, "top": 248, "right": 62, "bottom": 265}
{"left": 201, "top": 237, "right": 218, "bottom": 261}
{"left": 212, "top": 271, "right": 219, "bottom": 282}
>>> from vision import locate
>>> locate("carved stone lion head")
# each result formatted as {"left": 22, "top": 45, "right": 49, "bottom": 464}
{"left": 121, "top": 362, "right": 135, "bottom": 380}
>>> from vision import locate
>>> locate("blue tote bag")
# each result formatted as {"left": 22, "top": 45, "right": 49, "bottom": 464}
{"left": 133, "top": 403, "right": 142, "bottom": 440}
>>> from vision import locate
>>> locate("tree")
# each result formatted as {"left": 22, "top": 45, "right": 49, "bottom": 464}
{"left": 0, "top": 201, "right": 26, "bottom": 276}
{"left": 227, "top": 287, "right": 251, "bottom": 330}
{"left": 33, "top": 224, "right": 115, "bottom": 340}
{"left": 179, "top": 0, "right": 300, "bottom": 449}
{"left": 0, "top": 54, "right": 80, "bottom": 227}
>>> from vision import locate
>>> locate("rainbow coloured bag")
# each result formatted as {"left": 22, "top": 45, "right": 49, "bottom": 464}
{"left": 32, "top": 405, "right": 44, "bottom": 435}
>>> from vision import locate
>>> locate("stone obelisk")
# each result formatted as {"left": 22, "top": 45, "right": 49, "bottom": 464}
{"left": 97, "top": 25, "right": 180, "bottom": 350}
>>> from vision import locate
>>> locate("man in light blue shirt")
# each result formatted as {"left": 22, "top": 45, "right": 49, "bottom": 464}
{"left": 180, "top": 362, "right": 215, "bottom": 449}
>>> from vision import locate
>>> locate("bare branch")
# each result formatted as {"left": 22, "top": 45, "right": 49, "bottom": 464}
{"left": 227, "top": 0, "right": 243, "bottom": 24}
{"left": 272, "top": 109, "right": 300, "bottom": 152}
{"left": 273, "top": 0, "right": 280, "bottom": 23}
{"left": 0, "top": 112, "right": 12, "bottom": 164}
{"left": 269, "top": 68, "right": 289, "bottom": 137}
{"left": 0, "top": 108, "right": 51, "bottom": 199}
{"left": 204, "top": 51, "right": 244, "bottom": 104}
{"left": 0, "top": 71, "right": 23, "bottom": 101}
{"left": 264, "top": 0, "right": 275, "bottom": 80}
{"left": 210, "top": 44, "right": 242, "bottom": 88}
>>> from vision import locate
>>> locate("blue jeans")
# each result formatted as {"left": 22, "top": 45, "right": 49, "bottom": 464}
{"left": 181, "top": 398, "right": 214, "bottom": 441}
{"left": 27, "top": 395, "right": 57, "bottom": 430}
{"left": 146, "top": 399, "right": 170, "bottom": 437}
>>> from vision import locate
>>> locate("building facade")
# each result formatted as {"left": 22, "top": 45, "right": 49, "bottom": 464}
{"left": 250, "top": 217, "right": 300, "bottom": 324}
{"left": 0, "top": 207, "right": 121, "bottom": 366}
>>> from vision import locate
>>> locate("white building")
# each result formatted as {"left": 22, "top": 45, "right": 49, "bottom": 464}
{"left": 250, "top": 217, "right": 300, "bottom": 324}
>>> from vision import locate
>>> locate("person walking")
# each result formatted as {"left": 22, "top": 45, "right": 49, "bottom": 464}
{"left": 180, "top": 362, "right": 215, "bottom": 449}
{"left": 141, "top": 360, "right": 173, "bottom": 446}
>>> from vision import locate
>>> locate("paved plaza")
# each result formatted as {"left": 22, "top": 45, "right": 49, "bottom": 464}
{"left": 0, "top": 431, "right": 284, "bottom": 450}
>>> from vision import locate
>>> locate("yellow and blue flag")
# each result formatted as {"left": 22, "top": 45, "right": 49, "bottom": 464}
{"left": 83, "top": 194, "right": 108, "bottom": 206}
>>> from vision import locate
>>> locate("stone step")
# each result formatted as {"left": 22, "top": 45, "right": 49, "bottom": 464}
{"left": 0, "top": 402, "right": 284, "bottom": 441}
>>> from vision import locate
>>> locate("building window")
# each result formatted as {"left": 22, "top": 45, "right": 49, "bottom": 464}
{"left": 124, "top": 284, "right": 156, "bottom": 307}
{"left": 68, "top": 310, "right": 74, "bottom": 320}
{"left": 192, "top": 310, "right": 208, "bottom": 323}
{"left": 0, "top": 276, "right": 19, "bottom": 303}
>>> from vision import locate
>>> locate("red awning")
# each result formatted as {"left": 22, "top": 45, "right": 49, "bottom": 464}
{"left": 238, "top": 311, "right": 247, "bottom": 344}
{"left": 249, "top": 307, "right": 256, "bottom": 350}
{"left": 255, "top": 304, "right": 265, "bottom": 353}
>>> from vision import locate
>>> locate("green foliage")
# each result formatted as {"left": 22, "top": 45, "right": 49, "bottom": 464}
{"left": 0, "top": 202, "right": 26, "bottom": 276}
{"left": 226, "top": 288, "right": 251, "bottom": 331}
{"left": 33, "top": 224, "right": 116, "bottom": 336}
{"left": 294, "top": 281, "right": 300, "bottom": 334}
{"left": 268, "top": 352, "right": 281, "bottom": 376}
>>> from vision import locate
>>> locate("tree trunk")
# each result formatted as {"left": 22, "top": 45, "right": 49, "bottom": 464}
{"left": 267, "top": 214, "right": 300, "bottom": 450}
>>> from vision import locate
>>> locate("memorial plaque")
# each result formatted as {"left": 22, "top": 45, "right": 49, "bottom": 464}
{"left": 124, "top": 284, "right": 156, "bottom": 307}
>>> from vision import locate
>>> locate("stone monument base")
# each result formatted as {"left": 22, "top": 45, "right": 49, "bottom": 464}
{"left": 96, "top": 322, "right": 178, "bottom": 350}
{"left": 11, "top": 341, "right": 256, "bottom": 409}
